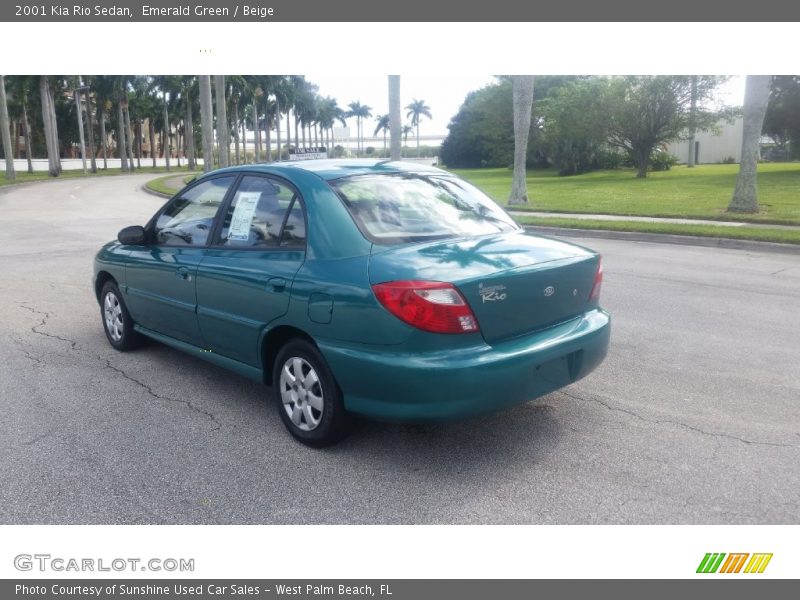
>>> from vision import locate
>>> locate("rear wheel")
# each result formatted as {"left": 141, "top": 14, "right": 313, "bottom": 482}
{"left": 100, "top": 281, "right": 142, "bottom": 351}
{"left": 273, "top": 339, "right": 352, "bottom": 447}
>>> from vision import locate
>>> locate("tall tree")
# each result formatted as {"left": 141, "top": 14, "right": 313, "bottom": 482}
{"left": 0, "top": 75, "right": 15, "bottom": 180}
{"left": 606, "top": 76, "right": 729, "bottom": 178}
{"left": 687, "top": 75, "right": 698, "bottom": 168}
{"left": 728, "top": 75, "right": 772, "bottom": 214}
{"left": 39, "top": 76, "right": 59, "bottom": 176}
{"left": 347, "top": 100, "right": 372, "bottom": 157}
{"left": 388, "top": 75, "right": 401, "bottom": 161}
{"left": 509, "top": 76, "right": 534, "bottom": 205}
{"left": 763, "top": 75, "right": 800, "bottom": 160}
{"left": 373, "top": 114, "right": 390, "bottom": 151}
{"left": 214, "top": 75, "right": 229, "bottom": 168}
{"left": 182, "top": 77, "right": 197, "bottom": 170}
{"left": 405, "top": 98, "right": 431, "bottom": 158}
{"left": 198, "top": 75, "right": 214, "bottom": 172}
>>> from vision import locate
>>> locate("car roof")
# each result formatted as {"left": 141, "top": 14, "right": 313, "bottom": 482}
{"left": 205, "top": 159, "right": 444, "bottom": 182}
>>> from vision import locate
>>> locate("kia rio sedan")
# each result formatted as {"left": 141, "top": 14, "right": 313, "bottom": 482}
{"left": 94, "top": 160, "right": 610, "bottom": 446}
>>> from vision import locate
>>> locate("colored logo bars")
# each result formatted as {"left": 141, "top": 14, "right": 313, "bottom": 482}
{"left": 696, "top": 553, "right": 773, "bottom": 574}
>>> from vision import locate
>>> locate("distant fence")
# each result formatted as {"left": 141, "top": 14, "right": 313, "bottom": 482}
{"left": 2, "top": 158, "right": 204, "bottom": 172}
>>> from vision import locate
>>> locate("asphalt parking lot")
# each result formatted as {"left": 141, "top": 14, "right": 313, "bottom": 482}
{"left": 0, "top": 174, "right": 798, "bottom": 524}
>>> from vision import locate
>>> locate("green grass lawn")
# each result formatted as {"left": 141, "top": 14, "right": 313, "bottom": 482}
{"left": 0, "top": 165, "right": 200, "bottom": 189}
{"left": 452, "top": 163, "right": 800, "bottom": 225}
{"left": 145, "top": 172, "right": 199, "bottom": 196}
{"left": 516, "top": 215, "right": 800, "bottom": 245}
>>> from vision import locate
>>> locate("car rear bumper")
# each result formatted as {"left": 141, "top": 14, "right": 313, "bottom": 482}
{"left": 318, "top": 309, "right": 610, "bottom": 422}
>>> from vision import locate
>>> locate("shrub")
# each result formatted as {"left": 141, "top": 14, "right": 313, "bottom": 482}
{"left": 649, "top": 151, "right": 678, "bottom": 171}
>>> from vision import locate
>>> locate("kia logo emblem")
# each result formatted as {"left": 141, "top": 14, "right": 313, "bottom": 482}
{"left": 543, "top": 286, "right": 555, "bottom": 297}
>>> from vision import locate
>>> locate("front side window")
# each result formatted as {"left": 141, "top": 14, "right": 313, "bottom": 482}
{"left": 329, "top": 173, "right": 520, "bottom": 245}
{"left": 219, "top": 175, "right": 305, "bottom": 248}
{"left": 154, "top": 176, "right": 235, "bottom": 246}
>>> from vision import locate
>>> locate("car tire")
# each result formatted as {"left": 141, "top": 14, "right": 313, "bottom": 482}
{"left": 100, "top": 280, "right": 142, "bottom": 351}
{"left": 273, "top": 338, "right": 352, "bottom": 447}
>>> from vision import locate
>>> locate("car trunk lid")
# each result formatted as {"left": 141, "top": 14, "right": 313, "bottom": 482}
{"left": 369, "top": 231, "right": 600, "bottom": 343}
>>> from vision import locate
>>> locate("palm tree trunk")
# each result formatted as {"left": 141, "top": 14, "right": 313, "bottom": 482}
{"left": 388, "top": 75, "right": 401, "bottom": 161}
{"left": 0, "top": 76, "right": 15, "bottom": 180}
{"left": 185, "top": 89, "right": 196, "bottom": 170}
{"left": 98, "top": 103, "right": 108, "bottom": 169}
{"left": 47, "top": 81, "right": 61, "bottom": 173}
{"left": 295, "top": 115, "right": 300, "bottom": 151}
{"left": 214, "top": 75, "right": 229, "bottom": 168}
{"left": 22, "top": 101, "right": 33, "bottom": 173}
{"left": 149, "top": 119, "right": 156, "bottom": 168}
{"left": 509, "top": 75, "right": 534, "bottom": 205}
{"left": 136, "top": 121, "right": 143, "bottom": 168}
{"left": 728, "top": 75, "right": 772, "bottom": 213}
{"left": 124, "top": 104, "right": 135, "bottom": 171}
{"left": 687, "top": 75, "right": 697, "bottom": 168}
{"left": 232, "top": 100, "right": 240, "bottom": 165}
{"left": 39, "top": 76, "right": 58, "bottom": 177}
{"left": 275, "top": 98, "right": 281, "bottom": 160}
{"left": 83, "top": 90, "right": 97, "bottom": 173}
{"left": 14, "top": 119, "right": 21, "bottom": 159}
{"left": 252, "top": 104, "right": 260, "bottom": 162}
{"left": 175, "top": 123, "right": 181, "bottom": 168}
{"left": 117, "top": 101, "right": 128, "bottom": 171}
{"left": 163, "top": 101, "right": 170, "bottom": 171}
{"left": 198, "top": 75, "right": 214, "bottom": 172}
{"left": 416, "top": 122, "right": 420, "bottom": 158}
{"left": 241, "top": 119, "right": 247, "bottom": 162}
{"left": 266, "top": 115, "right": 272, "bottom": 162}
{"left": 286, "top": 110, "right": 291, "bottom": 150}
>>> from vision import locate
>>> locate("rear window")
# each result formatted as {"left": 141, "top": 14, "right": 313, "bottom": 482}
{"left": 328, "top": 173, "right": 520, "bottom": 245}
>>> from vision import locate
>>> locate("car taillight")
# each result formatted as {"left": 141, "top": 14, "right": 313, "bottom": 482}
{"left": 589, "top": 257, "right": 603, "bottom": 302}
{"left": 372, "top": 280, "right": 480, "bottom": 334}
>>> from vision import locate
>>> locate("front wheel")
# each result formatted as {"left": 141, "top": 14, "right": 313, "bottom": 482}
{"left": 273, "top": 339, "right": 352, "bottom": 447}
{"left": 100, "top": 281, "right": 142, "bottom": 351}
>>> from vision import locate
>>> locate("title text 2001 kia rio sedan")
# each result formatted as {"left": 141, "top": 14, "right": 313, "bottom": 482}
{"left": 93, "top": 160, "right": 610, "bottom": 446}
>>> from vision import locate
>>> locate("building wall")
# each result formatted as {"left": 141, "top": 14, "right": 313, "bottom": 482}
{"left": 666, "top": 117, "right": 743, "bottom": 164}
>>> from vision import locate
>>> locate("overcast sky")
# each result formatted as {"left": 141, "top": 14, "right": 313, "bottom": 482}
{"left": 305, "top": 74, "right": 747, "bottom": 137}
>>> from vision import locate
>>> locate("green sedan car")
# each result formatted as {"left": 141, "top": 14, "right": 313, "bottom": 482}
{"left": 94, "top": 160, "right": 610, "bottom": 446}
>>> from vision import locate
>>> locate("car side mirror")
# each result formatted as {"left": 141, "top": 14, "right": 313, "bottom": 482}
{"left": 118, "top": 225, "right": 147, "bottom": 245}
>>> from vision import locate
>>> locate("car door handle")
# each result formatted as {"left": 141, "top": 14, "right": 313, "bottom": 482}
{"left": 175, "top": 267, "right": 192, "bottom": 281}
{"left": 267, "top": 277, "right": 287, "bottom": 292}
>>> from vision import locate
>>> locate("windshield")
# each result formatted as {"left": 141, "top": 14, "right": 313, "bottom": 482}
{"left": 329, "top": 173, "right": 520, "bottom": 245}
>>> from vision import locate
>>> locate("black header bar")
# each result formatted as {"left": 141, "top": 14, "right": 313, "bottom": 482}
{"left": 2, "top": 1, "right": 800, "bottom": 22}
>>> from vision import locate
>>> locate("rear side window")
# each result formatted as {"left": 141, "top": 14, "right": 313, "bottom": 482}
{"left": 218, "top": 175, "right": 305, "bottom": 248}
{"left": 154, "top": 176, "right": 235, "bottom": 246}
{"left": 329, "top": 173, "right": 520, "bottom": 245}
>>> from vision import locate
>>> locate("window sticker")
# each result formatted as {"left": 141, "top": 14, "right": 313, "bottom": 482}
{"left": 228, "top": 192, "right": 261, "bottom": 241}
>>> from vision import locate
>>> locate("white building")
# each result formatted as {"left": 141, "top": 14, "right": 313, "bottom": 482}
{"left": 666, "top": 117, "right": 743, "bottom": 164}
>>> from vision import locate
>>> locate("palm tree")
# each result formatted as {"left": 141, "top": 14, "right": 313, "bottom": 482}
{"left": 388, "top": 75, "right": 401, "bottom": 161}
{"left": 401, "top": 125, "right": 412, "bottom": 148}
{"left": 198, "top": 75, "right": 214, "bottom": 172}
{"left": 728, "top": 75, "right": 772, "bottom": 213}
{"left": 181, "top": 76, "right": 197, "bottom": 170}
{"left": 90, "top": 75, "right": 115, "bottom": 170}
{"left": 405, "top": 98, "right": 432, "bottom": 157}
{"left": 6, "top": 76, "right": 35, "bottom": 173}
{"left": 227, "top": 76, "right": 248, "bottom": 165}
{"left": 347, "top": 100, "right": 372, "bottom": 157}
{"left": 214, "top": 75, "right": 229, "bottom": 168}
{"left": 373, "top": 114, "right": 390, "bottom": 152}
{"left": 0, "top": 75, "right": 15, "bottom": 180}
{"left": 39, "top": 76, "right": 61, "bottom": 176}
{"left": 509, "top": 76, "right": 534, "bottom": 205}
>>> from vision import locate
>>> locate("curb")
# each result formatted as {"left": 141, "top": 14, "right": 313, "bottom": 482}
{"left": 141, "top": 183, "right": 172, "bottom": 199}
{"left": 524, "top": 226, "right": 800, "bottom": 255}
